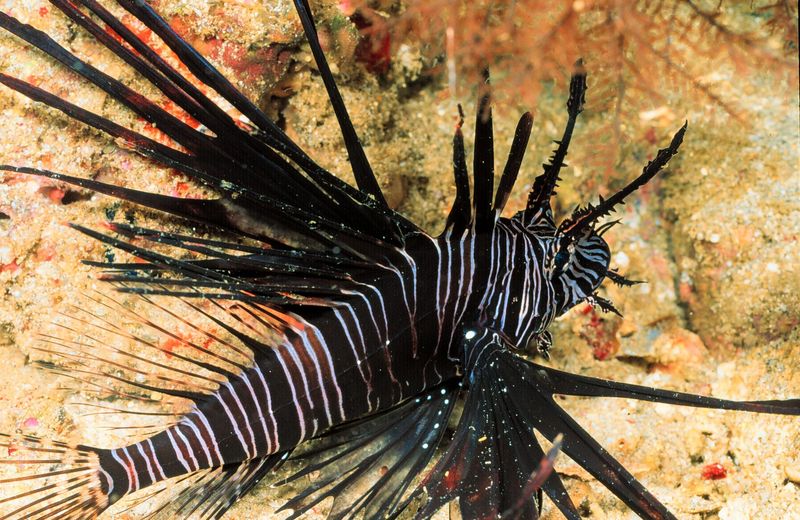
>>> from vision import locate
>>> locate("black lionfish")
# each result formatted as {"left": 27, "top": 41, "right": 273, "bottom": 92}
{"left": 0, "top": 1, "right": 797, "bottom": 519}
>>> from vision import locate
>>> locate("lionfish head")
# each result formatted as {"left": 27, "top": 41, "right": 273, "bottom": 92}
{"left": 447, "top": 60, "right": 685, "bottom": 344}
{"left": 545, "top": 221, "right": 611, "bottom": 316}
{"left": 543, "top": 117, "right": 686, "bottom": 319}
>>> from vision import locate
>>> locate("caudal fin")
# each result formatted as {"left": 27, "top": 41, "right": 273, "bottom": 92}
{"left": 0, "top": 433, "right": 111, "bottom": 520}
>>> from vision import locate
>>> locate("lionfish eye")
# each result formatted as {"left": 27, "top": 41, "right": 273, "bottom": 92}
{"left": 553, "top": 248, "right": 570, "bottom": 272}
{"left": 547, "top": 237, "right": 573, "bottom": 275}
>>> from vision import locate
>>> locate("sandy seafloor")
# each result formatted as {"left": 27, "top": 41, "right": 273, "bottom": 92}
{"left": 0, "top": 1, "right": 798, "bottom": 519}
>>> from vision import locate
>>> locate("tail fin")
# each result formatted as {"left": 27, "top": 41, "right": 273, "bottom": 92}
{"left": 0, "top": 433, "right": 111, "bottom": 520}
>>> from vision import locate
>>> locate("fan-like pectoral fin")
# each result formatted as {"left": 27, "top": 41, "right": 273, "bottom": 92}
{"left": 413, "top": 328, "right": 568, "bottom": 520}
{"left": 423, "top": 328, "right": 677, "bottom": 520}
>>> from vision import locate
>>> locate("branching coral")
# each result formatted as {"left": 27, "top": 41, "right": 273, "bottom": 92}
{"left": 347, "top": 0, "right": 797, "bottom": 170}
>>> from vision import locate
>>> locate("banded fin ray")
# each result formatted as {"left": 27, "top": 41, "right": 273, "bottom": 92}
{"left": 0, "top": 434, "right": 109, "bottom": 520}
{"left": 92, "top": 456, "right": 287, "bottom": 520}
{"left": 165, "top": 456, "right": 286, "bottom": 520}
{"left": 26, "top": 291, "right": 275, "bottom": 419}
{"left": 292, "top": 0, "right": 386, "bottom": 207}
{"left": 0, "top": 3, "right": 414, "bottom": 248}
{"left": 102, "top": 471, "right": 212, "bottom": 519}
{"left": 275, "top": 382, "right": 459, "bottom": 519}
{"left": 522, "top": 61, "right": 587, "bottom": 233}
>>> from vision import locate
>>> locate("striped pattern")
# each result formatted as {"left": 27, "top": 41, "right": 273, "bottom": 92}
{"left": 549, "top": 233, "right": 612, "bottom": 315}
{"left": 99, "top": 215, "right": 611, "bottom": 495}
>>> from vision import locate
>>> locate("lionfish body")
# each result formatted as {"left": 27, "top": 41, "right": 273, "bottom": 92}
{"left": 0, "top": 1, "right": 797, "bottom": 520}
{"left": 97, "top": 197, "right": 596, "bottom": 503}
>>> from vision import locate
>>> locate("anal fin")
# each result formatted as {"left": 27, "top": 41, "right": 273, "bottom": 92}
{"left": 275, "top": 382, "right": 459, "bottom": 520}
{"left": 124, "top": 455, "right": 286, "bottom": 520}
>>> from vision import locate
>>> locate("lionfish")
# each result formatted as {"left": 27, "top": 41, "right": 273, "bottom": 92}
{"left": 0, "top": 1, "right": 797, "bottom": 519}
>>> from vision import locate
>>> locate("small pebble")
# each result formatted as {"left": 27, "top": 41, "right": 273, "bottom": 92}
{"left": 785, "top": 463, "right": 800, "bottom": 484}
{"left": 702, "top": 462, "right": 727, "bottom": 480}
